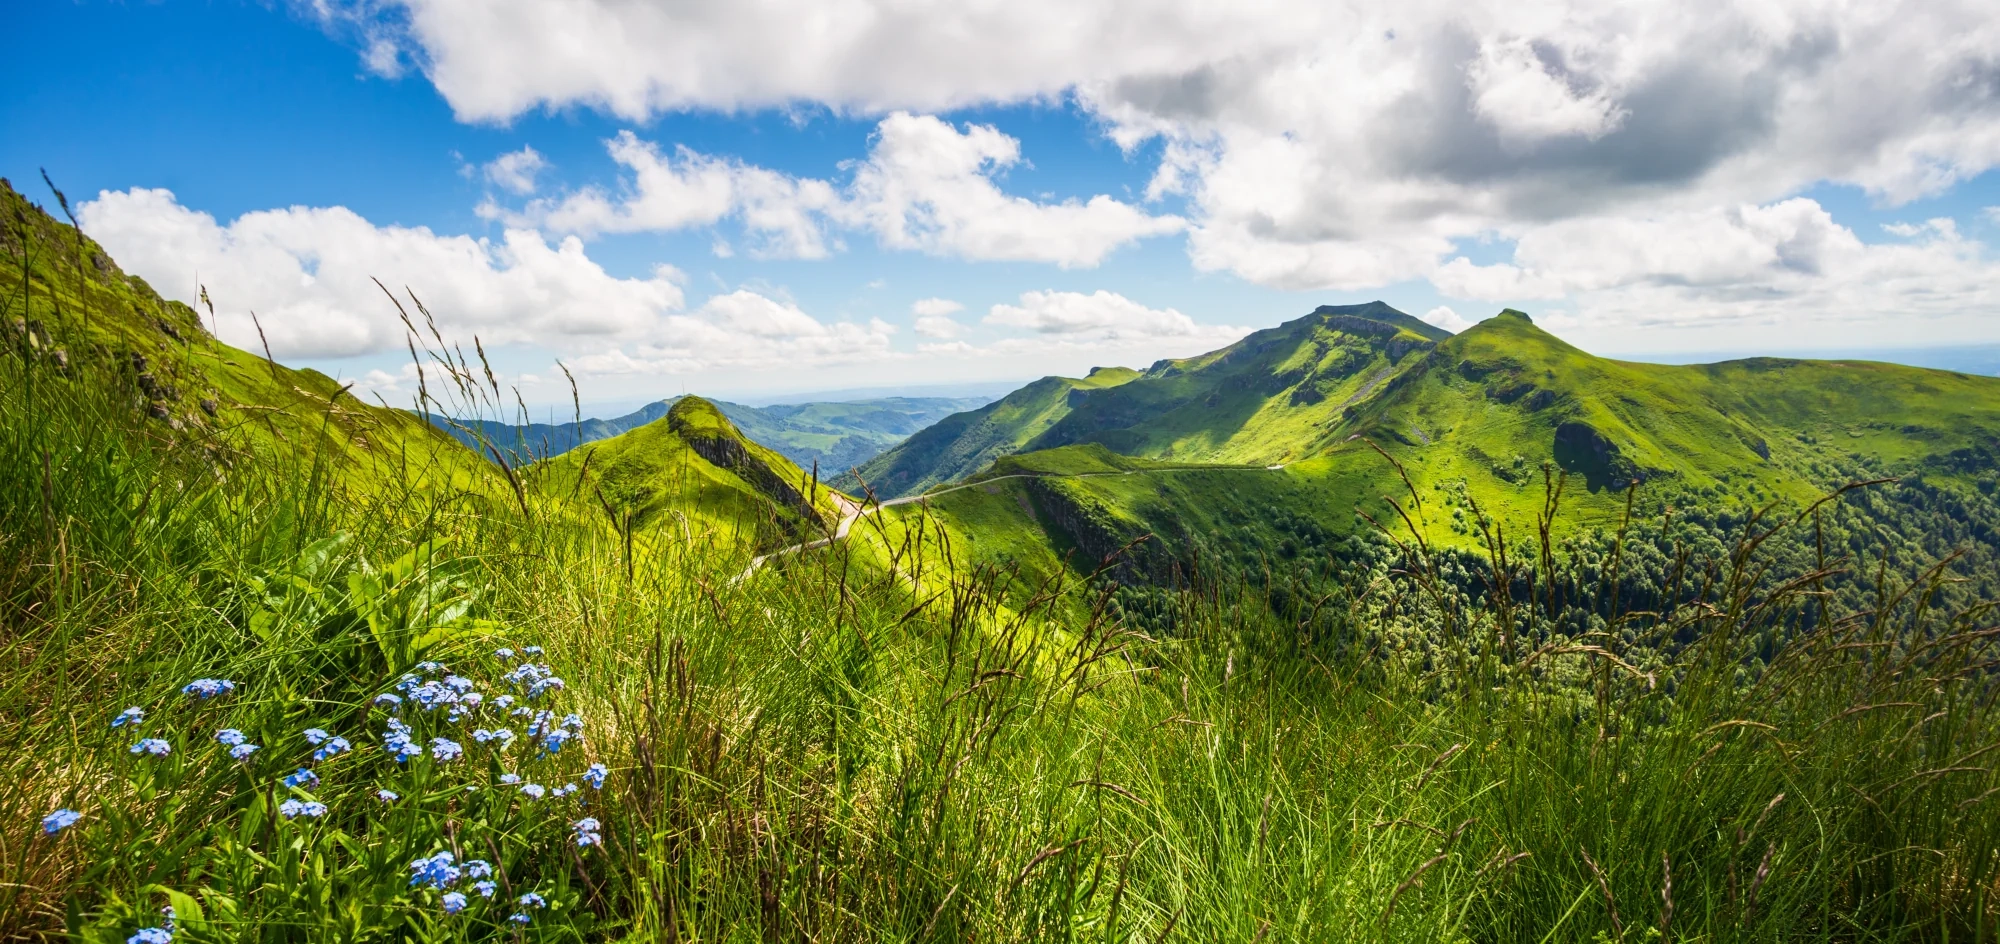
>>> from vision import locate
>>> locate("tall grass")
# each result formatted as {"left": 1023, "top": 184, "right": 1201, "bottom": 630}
{"left": 4, "top": 259, "right": 1999, "bottom": 940}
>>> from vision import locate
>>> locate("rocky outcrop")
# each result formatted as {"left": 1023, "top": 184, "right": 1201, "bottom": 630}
{"left": 668, "top": 399, "right": 825, "bottom": 528}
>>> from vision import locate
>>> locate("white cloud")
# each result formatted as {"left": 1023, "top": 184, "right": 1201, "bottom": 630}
{"left": 1432, "top": 198, "right": 2000, "bottom": 339}
{"left": 497, "top": 116, "right": 1179, "bottom": 267}
{"left": 484, "top": 146, "right": 548, "bottom": 195}
{"left": 1466, "top": 37, "right": 1628, "bottom": 147}
{"left": 320, "top": 0, "right": 2000, "bottom": 295}
{"left": 500, "top": 131, "right": 838, "bottom": 259}
{"left": 570, "top": 290, "right": 896, "bottom": 375}
{"left": 77, "top": 189, "right": 901, "bottom": 381}
{"left": 985, "top": 290, "right": 1247, "bottom": 346}
{"left": 79, "top": 187, "right": 685, "bottom": 360}
{"left": 911, "top": 297, "right": 964, "bottom": 338}
{"left": 1422, "top": 306, "right": 1475, "bottom": 333}
{"left": 845, "top": 113, "right": 1184, "bottom": 268}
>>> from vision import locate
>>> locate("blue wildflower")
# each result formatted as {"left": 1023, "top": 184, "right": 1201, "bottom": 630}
{"left": 302, "top": 728, "right": 330, "bottom": 745}
{"left": 278, "top": 799, "right": 328, "bottom": 819}
{"left": 130, "top": 738, "right": 171, "bottom": 757}
{"left": 377, "top": 789, "right": 399, "bottom": 802}
{"left": 464, "top": 859, "right": 493, "bottom": 880}
{"left": 112, "top": 707, "right": 145, "bottom": 728}
{"left": 493, "top": 694, "right": 516, "bottom": 710}
{"left": 584, "top": 763, "right": 608, "bottom": 789}
{"left": 393, "top": 674, "right": 423, "bottom": 693}
{"left": 518, "top": 892, "right": 546, "bottom": 909}
{"left": 126, "top": 928, "right": 171, "bottom": 944}
{"left": 42, "top": 809, "right": 81, "bottom": 834}
{"left": 372, "top": 692, "right": 402, "bottom": 709}
{"left": 474, "top": 880, "right": 497, "bottom": 898}
{"left": 282, "top": 768, "right": 319, "bottom": 789}
{"left": 444, "top": 675, "right": 475, "bottom": 693}
{"left": 441, "top": 891, "right": 468, "bottom": 914}
{"left": 494, "top": 648, "right": 515, "bottom": 661}
{"left": 230, "top": 743, "right": 260, "bottom": 762}
{"left": 573, "top": 816, "right": 602, "bottom": 848}
{"left": 509, "top": 913, "right": 531, "bottom": 925}
{"left": 540, "top": 728, "right": 576, "bottom": 754}
{"left": 416, "top": 660, "right": 445, "bottom": 674}
{"left": 430, "top": 738, "right": 464, "bottom": 762}
{"left": 312, "top": 737, "right": 351, "bottom": 762}
{"left": 181, "top": 679, "right": 235, "bottom": 699}
{"left": 215, "top": 728, "right": 246, "bottom": 747}
{"left": 523, "top": 646, "right": 543, "bottom": 656}
{"left": 519, "top": 783, "right": 546, "bottom": 800}
{"left": 409, "top": 851, "right": 460, "bottom": 889}
{"left": 499, "top": 773, "right": 522, "bottom": 785}
{"left": 384, "top": 719, "right": 419, "bottom": 763}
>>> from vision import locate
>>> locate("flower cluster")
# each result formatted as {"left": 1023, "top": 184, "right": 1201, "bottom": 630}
{"left": 129, "top": 738, "right": 171, "bottom": 757}
{"left": 42, "top": 809, "right": 81, "bottom": 834}
{"left": 180, "top": 678, "right": 236, "bottom": 699}
{"left": 279, "top": 799, "right": 328, "bottom": 819}
{"left": 573, "top": 817, "right": 602, "bottom": 848}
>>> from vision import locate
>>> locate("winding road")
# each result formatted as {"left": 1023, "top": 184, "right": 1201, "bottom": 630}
{"left": 736, "top": 464, "right": 1286, "bottom": 581}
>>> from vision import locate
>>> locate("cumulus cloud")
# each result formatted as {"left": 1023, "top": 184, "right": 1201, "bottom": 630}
{"left": 320, "top": 0, "right": 2000, "bottom": 296}
{"left": 494, "top": 131, "right": 839, "bottom": 258}
{"left": 1433, "top": 198, "right": 2000, "bottom": 336}
{"left": 911, "top": 297, "right": 964, "bottom": 338}
{"left": 79, "top": 187, "right": 685, "bottom": 360}
{"left": 570, "top": 290, "right": 895, "bottom": 375}
{"left": 845, "top": 113, "right": 1185, "bottom": 267}
{"left": 484, "top": 146, "right": 549, "bottom": 195}
{"left": 1422, "top": 306, "right": 1475, "bottom": 333}
{"left": 77, "top": 189, "right": 900, "bottom": 382}
{"left": 984, "top": 290, "right": 1248, "bottom": 348}
{"left": 497, "top": 116, "right": 1179, "bottom": 267}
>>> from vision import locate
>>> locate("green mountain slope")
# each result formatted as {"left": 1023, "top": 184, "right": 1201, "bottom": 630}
{"left": 853, "top": 302, "right": 1448, "bottom": 498}
{"left": 880, "top": 308, "right": 2000, "bottom": 595}
{"left": 1, "top": 177, "right": 492, "bottom": 494}
{"left": 1031, "top": 301, "right": 1450, "bottom": 464}
{"left": 846, "top": 366, "right": 1141, "bottom": 497}
{"left": 530, "top": 396, "right": 843, "bottom": 549}
{"left": 3, "top": 176, "right": 833, "bottom": 557}
{"left": 436, "top": 395, "right": 992, "bottom": 471}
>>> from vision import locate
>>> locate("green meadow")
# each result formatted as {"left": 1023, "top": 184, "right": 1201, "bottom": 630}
{"left": 7, "top": 173, "right": 2000, "bottom": 944}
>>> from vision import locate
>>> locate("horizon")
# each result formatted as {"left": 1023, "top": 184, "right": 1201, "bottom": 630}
{"left": 10, "top": 1, "right": 2000, "bottom": 412}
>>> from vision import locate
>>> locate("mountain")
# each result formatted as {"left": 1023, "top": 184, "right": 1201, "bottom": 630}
{"left": 0, "top": 176, "right": 833, "bottom": 556}
{"left": 844, "top": 366, "right": 1143, "bottom": 497}
{"left": 530, "top": 396, "right": 845, "bottom": 549}
{"left": 872, "top": 306, "right": 2000, "bottom": 593}
{"left": 436, "top": 395, "right": 993, "bottom": 473}
{"left": 851, "top": 303, "right": 1447, "bottom": 498}
{"left": 0, "top": 177, "right": 490, "bottom": 493}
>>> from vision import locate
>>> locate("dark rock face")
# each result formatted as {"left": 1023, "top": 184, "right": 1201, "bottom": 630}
{"left": 1553, "top": 420, "right": 1648, "bottom": 490}
{"left": 668, "top": 403, "right": 825, "bottom": 529}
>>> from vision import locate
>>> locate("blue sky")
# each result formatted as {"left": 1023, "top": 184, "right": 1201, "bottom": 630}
{"left": 9, "top": 1, "right": 1999, "bottom": 412}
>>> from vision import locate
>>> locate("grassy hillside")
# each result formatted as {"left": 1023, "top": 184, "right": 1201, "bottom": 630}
{"left": 846, "top": 365, "right": 1141, "bottom": 497}
{"left": 530, "top": 396, "right": 846, "bottom": 551}
{"left": 0, "top": 176, "right": 496, "bottom": 497}
{"left": 1032, "top": 301, "right": 1450, "bottom": 463}
{"left": 880, "top": 309, "right": 2000, "bottom": 617}
{"left": 438, "top": 394, "right": 991, "bottom": 472}
{"left": 7, "top": 173, "right": 2000, "bottom": 941}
